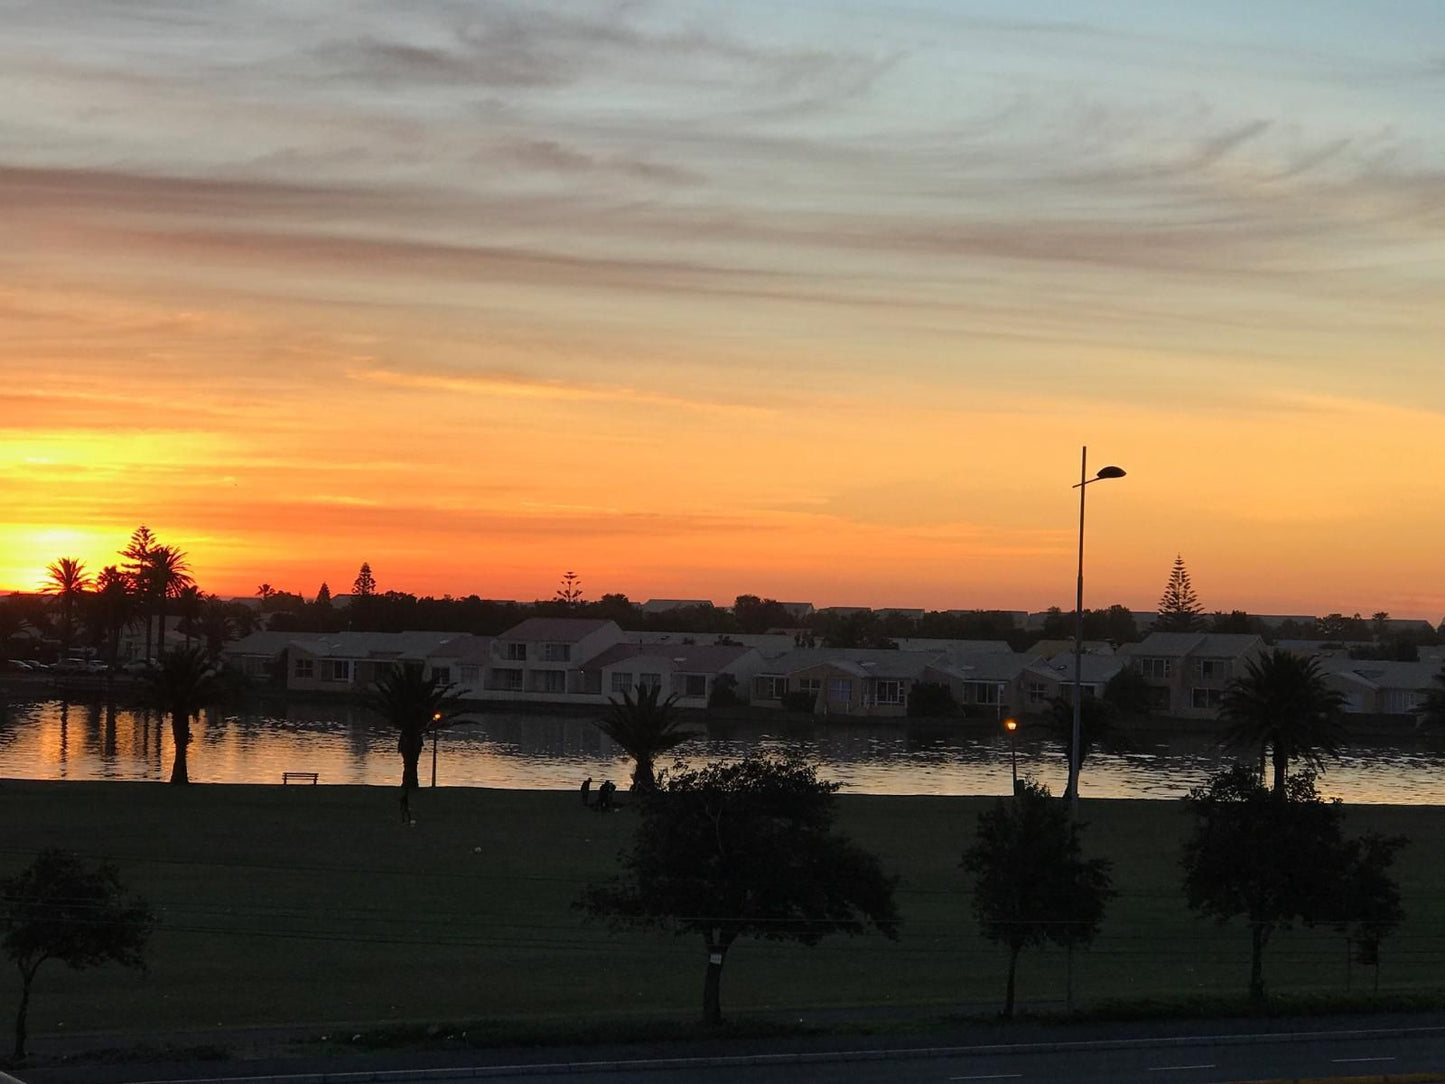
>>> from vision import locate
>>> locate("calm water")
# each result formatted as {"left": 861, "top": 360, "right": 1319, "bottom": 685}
{"left": 1, "top": 695, "right": 1443, "bottom": 802}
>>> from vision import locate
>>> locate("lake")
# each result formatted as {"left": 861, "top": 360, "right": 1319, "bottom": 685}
{"left": 2, "top": 695, "right": 1443, "bottom": 803}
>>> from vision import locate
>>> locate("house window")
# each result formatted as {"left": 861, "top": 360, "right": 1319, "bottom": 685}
{"left": 797, "top": 678, "right": 822, "bottom": 696}
{"left": 294, "top": 657, "right": 314, "bottom": 679}
{"left": 755, "top": 675, "right": 786, "bottom": 700}
{"left": 542, "top": 643, "right": 571, "bottom": 663}
{"left": 611, "top": 672, "right": 633, "bottom": 693}
{"left": 460, "top": 665, "right": 479, "bottom": 684}
{"left": 1190, "top": 687, "right": 1224, "bottom": 710}
{"left": 682, "top": 674, "right": 707, "bottom": 698}
{"left": 639, "top": 672, "right": 662, "bottom": 689}
{"left": 1027, "top": 680, "right": 1050, "bottom": 705}
{"left": 504, "top": 642, "right": 527, "bottom": 661}
{"left": 972, "top": 683, "right": 1001, "bottom": 705}
{"left": 1194, "top": 659, "right": 1226, "bottom": 681}
{"left": 827, "top": 678, "right": 852, "bottom": 702}
{"left": 1386, "top": 689, "right": 1419, "bottom": 714}
{"left": 875, "top": 679, "right": 903, "bottom": 705}
{"left": 495, "top": 668, "right": 523, "bottom": 691}
{"left": 1139, "top": 658, "right": 1173, "bottom": 680}
{"left": 541, "top": 670, "right": 566, "bottom": 693}
{"left": 430, "top": 666, "right": 451, "bottom": 685}
{"left": 325, "top": 659, "right": 351, "bottom": 682}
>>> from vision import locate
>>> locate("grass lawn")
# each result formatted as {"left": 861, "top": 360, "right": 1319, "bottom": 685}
{"left": 2, "top": 780, "right": 1444, "bottom": 1045}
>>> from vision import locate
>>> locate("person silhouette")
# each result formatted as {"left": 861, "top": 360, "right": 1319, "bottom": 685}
{"left": 581, "top": 776, "right": 593, "bottom": 807}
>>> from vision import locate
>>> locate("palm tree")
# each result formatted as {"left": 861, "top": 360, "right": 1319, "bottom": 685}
{"left": 86, "top": 566, "right": 133, "bottom": 670}
{"left": 139, "top": 647, "right": 221, "bottom": 785}
{"left": 145, "top": 545, "right": 194, "bottom": 655}
{"left": 368, "top": 663, "right": 464, "bottom": 791}
{"left": 43, "top": 556, "right": 92, "bottom": 657}
{"left": 596, "top": 683, "right": 696, "bottom": 792}
{"left": 1221, "top": 649, "right": 1347, "bottom": 795}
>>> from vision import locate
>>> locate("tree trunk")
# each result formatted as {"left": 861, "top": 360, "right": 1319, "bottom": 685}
{"left": 1271, "top": 746, "right": 1287, "bottom": 796}
{"left": 157, "top": 597, "right": 168, "bottom": 653}
{"left": 169, "top": 711, "right": 190, "bottom": 784}
{"left": 702, "top": 937, "right": 731, "bottom": 1026}
{"left": 1249, "top": 923, "right": 1269, "bottom": 1001}
{"left": 1002, "top": 941, "right": 1022, "bottom": 1019}
{"left": 633, "top": 756, "right": 655, "bottom": 792}
{"left": 14, "top": 963, "right": 37, "bottom": 1061}
{"left": 399, "top": 730, "right": 423, "bottom": 790}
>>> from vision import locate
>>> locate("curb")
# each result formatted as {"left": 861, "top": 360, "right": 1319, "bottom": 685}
{"left": 114, "top": 1024, "right": 1445, "bottom": 1084}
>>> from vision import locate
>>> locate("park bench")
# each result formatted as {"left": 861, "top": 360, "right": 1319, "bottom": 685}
{"left": 281, "top": 771, "right": 319, "bottom": 785}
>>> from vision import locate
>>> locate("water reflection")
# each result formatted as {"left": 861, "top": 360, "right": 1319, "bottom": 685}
{"left": 1, "top": 695, "right": 1443, "bottom": 803}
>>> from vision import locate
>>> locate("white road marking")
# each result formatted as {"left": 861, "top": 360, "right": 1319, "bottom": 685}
{"left": 1332, "top": 1056, "right": 1396, "bottom": 1063}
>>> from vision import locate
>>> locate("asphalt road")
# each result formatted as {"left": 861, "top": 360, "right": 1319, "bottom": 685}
{"left": 20, "top": 1022, "right": 1444, "bottom": 1084}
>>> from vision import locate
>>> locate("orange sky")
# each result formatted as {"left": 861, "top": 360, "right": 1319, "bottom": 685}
{"left": 4, "top": 3, "right": 1444, "bottom": 619}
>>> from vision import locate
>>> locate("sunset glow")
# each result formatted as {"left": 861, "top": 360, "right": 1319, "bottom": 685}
{"left": 4, "top": 2, "right": 1444, "bottom": 616}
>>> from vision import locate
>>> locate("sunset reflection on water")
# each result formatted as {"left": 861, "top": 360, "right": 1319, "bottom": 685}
{"left": 2, "top": 696, "right": 1442, "bottom": 804}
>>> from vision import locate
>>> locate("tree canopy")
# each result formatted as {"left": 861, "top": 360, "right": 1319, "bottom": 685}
{"left": 1220, "top": 649, "right": 1347, "bottom": 795}
{"left": 581, "top": 756, "right": 898, "bottom": 1025}
{"left": 368, "top": 663, "right": 464, "bottom": 791}
{"left": 1155, "top": 555, "right": 1204, "bottom": 632}
{"left": 962, "top": 778, "right": 1114, "bottom": 1017}
{"left": 2, "top": 849, "right": 153, "bottom": 1061}
{"left": 139, "top": 646, "right": 224, "bottom": 784}
{"left": 594, "top": 683, "right": 696, "bottom": 791}
{"left": 1180, "top": 765, "right": 1404, "bottom": 1000}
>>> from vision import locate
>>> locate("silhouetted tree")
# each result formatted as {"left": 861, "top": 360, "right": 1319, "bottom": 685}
{"left": 256, "top": 583, "right": 275, "bottom": 607}
{"left": 1221, "top": 649, "right": 1346, "bottom": 796}
{"left": 1181, "top": 766, "right": 1404, "bottom": 1001}
{"left": 1044, "top": 693, "right": 1121, "bottom": 801}
{"left": 315, "top": 582, "right": 332, "bottom": 606}
{"left": 368, "top": 663, "right": 463, "bottom": 792}
{"left": 595, "top": 683, "right": 696, "bottom": 791}
{"left": 352, "top": 563, "right": 377, "bottom": 597}
{"left": 144, "top": 544, "right": 193, "bottom": 654}
{"left": 139, "top": 646, "right": 222, "bottom": 784}
{"left": 962, "top": 778, "right": 1114, "bottom": 1018}
{"left": 2, "top": 849, "right": 153, "bottom": 1061}
{"left": 120, "top": 525, "right": 158, "bottom": 657}
{"left": 87, "top": 566, "right": 132, "bottom": 669}
{"left": 1155, "top": 555, "right": 1204, "bottom": 632}
{"left": 1418, "top": 665, "right": 1445, "bottom": 730}
{"left": 555, "top": 570, "right": 584, "bottom": 607}
{"left": 1102, "top": 667, "right": 1153, "bottom": 720}
{"left": 907, "top": 681, "right": 958, "bottom": 717}
{"left": 581, "top": 756, "right": 898, "bottom": 1025}
{"left": 43, "top": 557, "right": 91, "bottom": 658}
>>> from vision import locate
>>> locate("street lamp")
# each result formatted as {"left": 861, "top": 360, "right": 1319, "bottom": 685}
{"left": 1004, "top": 717, "right": 1019, "bottom": 794}
{"left": 430, "top": 711, "right": 443, "bottom": 788}
{"left": 1070, "top": 447, "right": 1126, "bottom": 815}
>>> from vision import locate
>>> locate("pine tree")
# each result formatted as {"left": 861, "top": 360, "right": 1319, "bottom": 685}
{"left": 1156, "top": 554, "right": 1204, "bottom": 632}
{"left": 315, "top": 582, "right": 332, "bottom": 606}
{"left": 352, "top": 563, "right": 376, "bottom": 597}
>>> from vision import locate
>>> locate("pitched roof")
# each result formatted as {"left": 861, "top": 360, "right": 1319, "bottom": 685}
{"left": 1131, "top": 632, "right": 1264, "bottom": 658}
{"left": 498, "top": 618, "right": 619, "bottom": 642}
{"left": 580, "top": 643, "right": 751, "bottom": 672}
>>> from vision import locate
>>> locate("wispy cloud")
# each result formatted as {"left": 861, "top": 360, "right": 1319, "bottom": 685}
{"left": 349, "top": 366, "right": 775, "bottom": 416}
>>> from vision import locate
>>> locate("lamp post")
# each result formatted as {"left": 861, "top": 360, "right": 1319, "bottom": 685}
{"left": 1070, "top": 447, "right": 1126, "bottom": 816}
{"left": 430, "top": 711, "right": 442, "bottom": 788}
{"left": 1004, "top": 717, "right": 1019, "bottom": 794}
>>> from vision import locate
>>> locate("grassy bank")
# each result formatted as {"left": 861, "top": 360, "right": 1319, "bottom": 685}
{"left": 2, "top": 781, "right": 1444, "bottom": 1044}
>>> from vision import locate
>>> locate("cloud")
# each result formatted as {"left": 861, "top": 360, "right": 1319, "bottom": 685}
{"left": 348, "top": 365, "right": 775, "bottom": 416}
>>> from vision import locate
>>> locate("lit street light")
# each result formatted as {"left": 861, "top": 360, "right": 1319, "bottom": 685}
{"left": 1070, "top": 448, "right": 1126, "bottom": 816}
{"left": 1004, "top": 717, "right": 1019, "bottom": 794}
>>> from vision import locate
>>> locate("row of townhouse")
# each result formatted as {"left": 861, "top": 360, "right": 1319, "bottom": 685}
{"left": 220, "top": 619, "right": 1444, "bottom": 722}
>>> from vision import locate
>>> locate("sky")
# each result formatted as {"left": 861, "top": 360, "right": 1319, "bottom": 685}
{"left": 3, "top": 1, "right": 1444, "bottom": 617}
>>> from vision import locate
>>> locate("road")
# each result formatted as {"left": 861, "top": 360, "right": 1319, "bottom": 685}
{"left": 14, "top": 1023, "right": 1445, "bottom": 1084}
